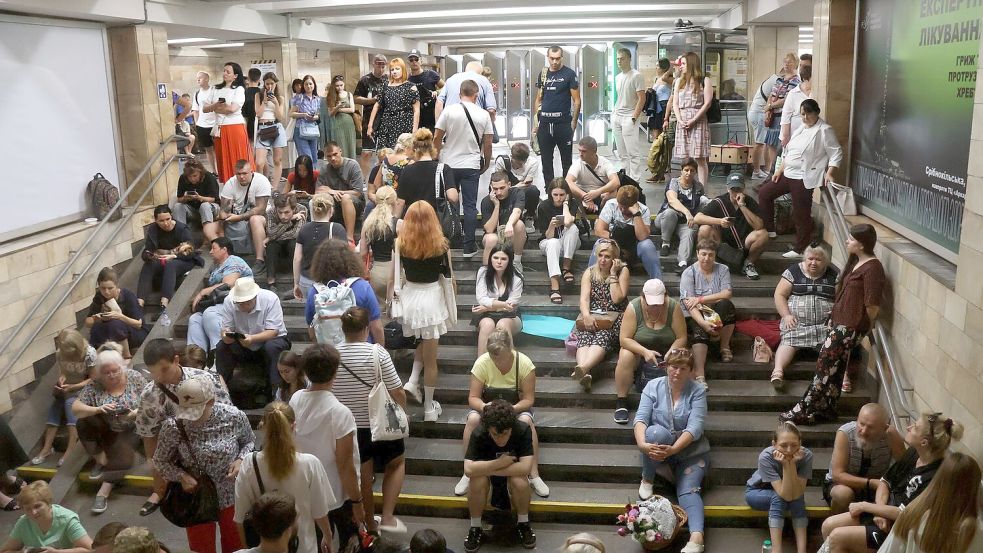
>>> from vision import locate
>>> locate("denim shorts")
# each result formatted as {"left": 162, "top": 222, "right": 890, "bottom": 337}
{"left": 256, "top": 121, "right": 288, "bottom": 149}
{"left": 748, "top": 110, "right": 768, "bottom": 144}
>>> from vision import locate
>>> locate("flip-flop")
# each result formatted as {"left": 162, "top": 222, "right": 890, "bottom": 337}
{"left": 549, "top": 290, "right": 562, "bottom": 304}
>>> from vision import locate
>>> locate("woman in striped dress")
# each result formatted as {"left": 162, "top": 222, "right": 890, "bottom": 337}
{"left": 672, "top": 52, "right": 714, "bottom": 187}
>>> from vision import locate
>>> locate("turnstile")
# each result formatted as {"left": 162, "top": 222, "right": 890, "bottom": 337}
{"left": 579, "top": 44, "right": 608, "bottom": 145}
{"left": 505, "top": 49, "right": 529, "bottom": 140}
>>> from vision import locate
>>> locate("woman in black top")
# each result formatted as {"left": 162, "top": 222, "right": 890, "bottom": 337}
{"left": 394, "top": 128, "right": 458, "bottom": 217}
{"left": 136, "top": 205, "right": 200, "bottom": 310}
{"left": 293, "top": 193, "right": 347, "bottom": 300}
{"left": 85, "top": 267, "right": 148, "bottom": 357}
{"left": 393, "top": 201, "right": 454, "bottom": 422}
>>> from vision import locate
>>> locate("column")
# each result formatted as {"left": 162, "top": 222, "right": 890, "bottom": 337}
{"left": 747, "top": 25, "right": 800, "bottom": 98}
{"left": 812, "top": 0, "right": 857, "bottom": 169}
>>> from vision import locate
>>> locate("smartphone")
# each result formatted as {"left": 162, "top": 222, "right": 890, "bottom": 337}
{"left": 553, "top": 215, "right": 564, "bottom": 224}
{"left": 225, "top": 331, "right": 246, "bottom": 341}
{"left": 267, "top": 92, "right": 275, "bottom": 99}
{"left": 218, "top": 97, "right": 226, "bottom": 104}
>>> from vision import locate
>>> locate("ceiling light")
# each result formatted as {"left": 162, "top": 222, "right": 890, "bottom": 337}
{"left": 198, "top": 42, "right": 246, "bottom": 49}
{"left": 167, "top": 38, "right": 215, "bottom": 45}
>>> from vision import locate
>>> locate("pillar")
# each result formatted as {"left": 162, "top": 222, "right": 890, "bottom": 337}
{"left": 747, "top": 25, "right": 800, "bottom": 98}
{"left": 107, "top": 25, "right": 180, "bottom": 208}
{"left": 812, "top": 0, "right": 857, "bottom": 172}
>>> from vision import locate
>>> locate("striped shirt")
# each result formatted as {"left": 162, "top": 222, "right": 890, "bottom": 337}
{"left": 679, "top": 262, "right": 732, "bottom": 318}
{"left": 333, "top": 342, "right": 402, "bottom": 428}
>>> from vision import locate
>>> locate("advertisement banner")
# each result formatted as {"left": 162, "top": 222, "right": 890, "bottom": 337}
{"left": 851, "top": 0, "right": 983, "bottom": 255}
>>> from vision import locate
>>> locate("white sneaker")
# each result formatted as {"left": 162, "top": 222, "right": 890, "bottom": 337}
{"left": 513, "top": 259, "right": 523, "bottom": 276}
{"left": 638, "top": 480, "right": 654, "bottom": 500}
{"left": 754, "top": 169, "right": 769, "bottom": 179}
{"left": 454, "top": 474, "right": 470, "bottom": 496}
{"left": 529, "top": 476, "right": 550, "bottom": 498}
{"left": 403, "top": 382, "right": 422, "bottom": 403}
{"left": 424, "top": 400, "right": 442, "bottom": 422}
{"left": 680, "top": 542, "right": 705, "bottom": 553}
{"left": 782, "top": 250, "right": 803, "bottom": 259}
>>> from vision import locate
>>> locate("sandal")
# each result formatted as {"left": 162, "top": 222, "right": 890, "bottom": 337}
{"left": 561, "top": 269, "right": 575, "bottom": 283}
{"left": 841, "top": 372, "right": 853, "bottom": 394}
{"left": 720, "top": 348, "right": 734, "bottom": 362}
{"left": 549, "top": 289, "right": 562, "bottom": 304}
{"left": 1, "top": 498, "right": 19, "bottom": 511}
{"left": 140, "top": 499, "right": 160, "bottom": 517}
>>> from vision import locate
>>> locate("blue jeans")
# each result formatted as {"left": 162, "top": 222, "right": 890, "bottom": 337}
{"left": 187, "top": 306, "right": 223, "bottom": 352}
{"left": 453, "top": 167, "right": 481, "bottom": 250}
{"left": 294, "top": 127, "right": 320, "bottom": 163}
{"left": 641, "top": 424, "right": 707, "bottom": 533}
{"left": 46, "top": 394, "right": 78, "bottom": 426}
{"left": 745, "top": 487, "right": 808, "bottom": 529}
{"left": 588, "top": 238, "right": 662, "bottom": 279}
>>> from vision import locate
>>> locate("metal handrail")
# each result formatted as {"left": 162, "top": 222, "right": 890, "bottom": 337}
{"left": 0, "top": 136, "right": 186, "bottom": 382}
{"left": 819, "top": 184, "right": 915, "bottom": 429}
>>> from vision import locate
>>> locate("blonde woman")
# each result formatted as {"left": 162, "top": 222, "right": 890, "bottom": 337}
{"left": 33, "top": 329, "right": 96, "bottom": 467}
{"left": 573, "top": 240, "right": 630, "bottom": 395}
{"left": 361, "top": 185, "right": 399, "bottom": 308}
{"left": 368, "top": 132, "right": 413, "bottom": 206}
{"left": 253, "top": 72, "right": 286, "bottom": 188}
{"left": 367, "top": 58, "right": 420, "bottom": 150}
{"left": 672, "top": 52, "right": 714, "bottom": 186}
{"left": 234, "top": 402, "right": 334, "bottom": 553}
{"left": 394, "top": 201, "right": 453, "bottom": 421}
{"left": 0, "top": 481, "right": 92, "bottom": 553}
{"left": 292, "top": 193, "right": 348, "bottom": 300}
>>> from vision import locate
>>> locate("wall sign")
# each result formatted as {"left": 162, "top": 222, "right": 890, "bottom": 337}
{"left": 157, "top": 83, "right": 167, "bottom": 100}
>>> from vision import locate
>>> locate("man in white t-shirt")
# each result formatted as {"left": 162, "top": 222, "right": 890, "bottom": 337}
{"left": 190, "top": 71, "right": 217, "bottom": 171}
{"left": 291, "top": 344, "right": 365, "bottom": 549}
{"left": 611, "top": 48, "right": 647, "bottom": 181}
{"left": 434, "top": 79, "right": 493, "bottom": 257}
{"left": 780, "top": 63, "right": 814, "bottom": 148}
{"left": 565, "top": 136, "right": 620, "bottom": 213}
{"left": 219, "top": 159, "right": 272, "bottom": 273}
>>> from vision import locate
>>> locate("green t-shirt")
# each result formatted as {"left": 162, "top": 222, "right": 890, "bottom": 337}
{"left": 471, "top": 350, "right": 535, "bottom": 389}
{"left": 11, "top": 504, "right": 87, "bottom": 548}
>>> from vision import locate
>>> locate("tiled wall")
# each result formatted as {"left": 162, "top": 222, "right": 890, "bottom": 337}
{"left": 748, "top": 25, "right": 800, "bottom": 102}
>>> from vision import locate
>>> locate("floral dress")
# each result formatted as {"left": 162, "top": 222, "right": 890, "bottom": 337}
{"left": 76, "top": 369, "right": 148, "bottom": 432}
{"left": 673, "top": 81, "right": 710, "bottom": 159}
{"left": 574, "top": 273, "right": 628, "bottom": 351}
{"left": 375, "top": 82, "right": 419, "bottom": 150}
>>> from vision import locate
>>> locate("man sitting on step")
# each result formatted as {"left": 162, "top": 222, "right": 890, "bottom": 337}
{"left": 588, "top": 185, "right": 662, "bottom": 279}
{"left": 316, "top": 141, "right": 366, "bottom": 239}
{"left": 693, "top": 172, "right": 769, "bottom": 280}
{"left": 463, "top": 399, "right": 537, "bottom": 553}
{"left": 216, "top": 277, "right": 290, "bottom": 400}
{"left": 565, "top": 136, "right": 620, "bottom": 214}
{"left": 481, "top": 171, "right": 527, "bottom": 274}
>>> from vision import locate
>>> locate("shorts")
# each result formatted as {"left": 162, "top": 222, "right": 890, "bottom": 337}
{"left": 255, "top": 121, "right": 288, "bottom": 149}
{"left": 821, "top": 475, "right": 875, "bottom": 505}
{"left": 860, "top": 514, "right": 888, "bottom": 550}
{"left": 329, "top": 194, "right": 365, "bottom": 223}
{"left": 748, "top": 110, "right": 768, "bottom": 144}
{"left": 356, "top": 428, "right": 405, "bottom": 469}
{"left": 468, "top": 408, "right": 534, "bottom": 422}
{"left": 195, "top": 125, "right": 214, "bottom": 148}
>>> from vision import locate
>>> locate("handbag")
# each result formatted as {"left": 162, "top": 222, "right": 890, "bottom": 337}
{"left": 481, "top": 353, "right": 521, "bottom": 405}
{"left": 828, "top": 181, "right": 857, "bottom": 216}
{"left": 753, "top": 336, "right": 774, "bottom": 363}
{"left": 257, "top": 123, "right": 279, "bottom": 142}
{"left": 298, "top": 121, "right": 320, "bottom": 140}
{"left": 707, "top": 93, "right": 722, "bottom": 124}
{"left": 159, "top": 420, "right": 220, "bottom": 528}
{"left": 438, "top": 252, "right": 458, "bottom": 325}
{"left": 575, "top": 310, "right": 618, "bottom": 331}
{"left": 433, "top": 162, "right": 463, "bottom": 242}
{"left": 242, "top": 453, "right": 300, "bottom": 553}
{"left": 194, "top": 283, "right": 231, "bottom": 313}
{"left": 384, "top": 320, "right": 418, "bottom": 349}
{"left": 340, "top": 347, "right": 409, "bottom": 441}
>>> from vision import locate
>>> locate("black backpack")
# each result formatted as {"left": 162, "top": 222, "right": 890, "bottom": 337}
{"left": 617, "top": 169, "right": 646, "bottom": 205}
{"left": 495, "top": 155, "right": 520, "bottom": 186}
{"left": 86, "top": 173, "right": 122, "bottom": 221}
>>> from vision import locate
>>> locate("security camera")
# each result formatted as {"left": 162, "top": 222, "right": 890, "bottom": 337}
{"left": 302, "top": 18, "right": 312, "bottom": 26}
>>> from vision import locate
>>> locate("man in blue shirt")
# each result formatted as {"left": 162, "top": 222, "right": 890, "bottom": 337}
{"left": 435, "top": 61, "right": 497, "bottom": 122}
{"left": 533, "top": 46, "right": 581, "bottom": 185}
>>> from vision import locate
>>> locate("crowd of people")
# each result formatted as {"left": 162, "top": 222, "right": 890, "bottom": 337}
{"left": 5, "top": 47, "right": 980, "bottom": 553}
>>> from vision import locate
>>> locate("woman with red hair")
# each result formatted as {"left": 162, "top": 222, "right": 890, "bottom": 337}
{"left": 368, "top": 58, "right": 421, "bottom": 150}
{"left": 392, "top": 201, "right": 454, "bottom": 421}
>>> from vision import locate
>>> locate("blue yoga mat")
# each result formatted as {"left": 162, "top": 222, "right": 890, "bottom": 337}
{"left": 521, "top": 314, "right": 575, "bottom": 341}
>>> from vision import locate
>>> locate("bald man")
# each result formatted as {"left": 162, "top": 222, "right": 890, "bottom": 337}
{"left": 435, "top": 61, "right": 497, "bottom": 122}
{"left": 824, "top": 403, "right": 907, "bottom": 514}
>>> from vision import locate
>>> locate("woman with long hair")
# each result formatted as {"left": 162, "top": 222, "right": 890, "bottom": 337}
{"left": 304, "top": 238, "right": 385, "bottom": 345}
{"left": 274, "top": 351, "right": 308, "bottom": 403}
{"left": 174, "top": 157, "right": 221, "bottom": 242}
{"left": 285, "top": 154, "right": 319, "bottom": 201}
{"left": 334, "top": 307, "right": 407, "bottom": 533}
{"left": 393, "top": 201, "right": 454, "bottom": 421}
{"left": 326, "top": 75, "right": 358, "bottom": 158}
{"left": 646, "top": 58, "right": 673, "bottom": 157}
{"left": 203, "top": 62, "right": 251, "bottom": 183}
{"left": 472, "top": 245, "right": 523, "bottom": 356}
{"left": 878, "top": 451, "right": 981, "bottom": 553}
{"left": 821, "top": 412, "right": 964, "bottom": 553}
{"left": 253, "top": 72, "right": 287, "bottom": 188}
{"left": 672, "top": 52, "right": 714, "bottom": 186}
{"left": 392, "top": 128, "right": 458, "bottom": 216}
{"left": 33, "top": 329, "right": 95, "bottom": 468}
{"left": 780, "top": 224, "right": 885, "bottom": 424}
{"left": 84, "top": 267, "right": 148, "bottom": 357}
{"left": 234, "top": 402, "right": 334, "bottom": 553}
{"left": 368, "top": 58, "right": 420, "bottom": 150}
{"left": 292, "top": 193, "right": 347, "bottom": 300}
{"left": 290, "top": 74, "right": 322, "bottom": 163}
{"left": 361, "top": 185, "right": 399, "bottom": 308}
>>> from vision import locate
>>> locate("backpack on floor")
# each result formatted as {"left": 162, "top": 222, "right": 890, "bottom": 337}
{"left": 86, "top": 173, "right": 122, "bottom": 221}
{"left": 311, "top": 278, "right": 359, "bottom": 346}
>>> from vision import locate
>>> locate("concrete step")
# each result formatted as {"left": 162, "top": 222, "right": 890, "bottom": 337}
{"left": 450, "top": 250, "right": 796, "bottom": 274}
{"left": 405, "top": 405, "right": 846, "bottom": 448}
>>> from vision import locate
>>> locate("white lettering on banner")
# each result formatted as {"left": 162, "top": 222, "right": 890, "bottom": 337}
{"left": 854, "top": 165, "right": 964, "bottom": 243}
{"left": 924, "top": 165, "right": 967, "bottom": 186}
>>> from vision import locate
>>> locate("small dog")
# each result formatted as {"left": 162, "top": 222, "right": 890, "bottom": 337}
{"left": 172, "top": 242, "right": 195, "bottom": 257}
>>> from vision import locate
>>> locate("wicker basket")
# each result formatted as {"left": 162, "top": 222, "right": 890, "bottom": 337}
{"left": 639, "top": 501, "right": 688, "bottom": 551}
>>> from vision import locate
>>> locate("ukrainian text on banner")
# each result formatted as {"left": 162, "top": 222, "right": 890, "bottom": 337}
{"left": 851, "top": 0, "right": 983, "bottom": 254}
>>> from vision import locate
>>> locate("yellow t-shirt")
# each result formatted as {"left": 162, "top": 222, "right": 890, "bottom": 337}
{"left": 471, "top": 350, "right": 536, "bottom": 389}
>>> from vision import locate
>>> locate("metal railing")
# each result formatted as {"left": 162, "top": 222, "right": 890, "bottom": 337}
{"left": 819, "top": 184, "right": 916, "bottom": 430}
{"left": 0, "top": 135, "right": 187, "bottom": 383}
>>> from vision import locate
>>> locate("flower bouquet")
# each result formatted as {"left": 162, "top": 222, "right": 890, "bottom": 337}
{"left": 616, "top": 496, "right": 687, "bottom": 551}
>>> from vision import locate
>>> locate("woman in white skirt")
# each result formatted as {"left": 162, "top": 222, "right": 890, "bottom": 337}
{"left": 393, "top": 200, "right": 455, "bottom": 422}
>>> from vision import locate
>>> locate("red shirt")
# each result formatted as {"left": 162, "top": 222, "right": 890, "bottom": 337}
{"left": 287, "top": 170, "right": 320, "bottom": 194}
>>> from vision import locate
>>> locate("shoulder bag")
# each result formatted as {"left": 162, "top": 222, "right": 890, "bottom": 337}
{"left": 433, "top": 162, "right": 463, "bottom": 242}
{"left": 340, "top": 347, "right": 409, "bottom": 441}
{"left": 480, "top": 352, "right": 521, "bottom": 405}
{"left": 575, "top": 310, "right": 619, "bottom": 331}
{"left": 664, "top": 381, "right": 711, "bottom": 460}
{"left": 242, "top": 453, "right": 300, "bottom": 552}
{"left": 348, "top": 93, "right": 364, "bottom": 138}
{"left": 159, "top": 420, "right": 220, "bottom": 528}
{"left": 384, "top": 242, "right": 418, "bottom": 349}
{"left": 439, "top": 251, "right": 458, "bottom": 325}
{"left": 460, "top": 104, "right": 487, "bottom": 169}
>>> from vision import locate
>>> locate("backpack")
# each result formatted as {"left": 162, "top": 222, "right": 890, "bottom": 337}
{"left": 617, "top": 169, "right": 646, "bottom": 205}
{"left": 86, "top": 173, "right": 121, "bottom": 221}
{"left": 311, "top": 277, "right": 359, "bottom": 346}
{"left": 495, "top": 155, "right": 520, "bottom": 186}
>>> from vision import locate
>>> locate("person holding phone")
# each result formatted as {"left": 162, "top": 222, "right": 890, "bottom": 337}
{"left": 693, "top": 172, "right": 770, "bottom": 280}
{"left": 216, "top": 277, "right": 290, "bottom": 397}
{"left": 202, "top": 62, "right": 251, "bottom": 183}
{"left": 253, "top": 72, "right": 287, "bottom": 190}
{"left": 290, "top": 75, "right": 322, "bottom": 163}
{"left": 0, "top": 481, "right": 92, "bottom": 553}
{"left": 174, "top": 158, "right": 221, "bottom": 243}
{"left": 535, "top": 178, "right": 579, "bottom": 304}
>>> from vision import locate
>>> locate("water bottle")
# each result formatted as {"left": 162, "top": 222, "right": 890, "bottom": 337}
{"left": 761, "top": 539, "right": 772, "bottom": 553}
{"left": 158, "top": 310, "right": 172, "bottom": 338}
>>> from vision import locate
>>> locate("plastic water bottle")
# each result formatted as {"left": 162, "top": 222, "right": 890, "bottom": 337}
{"left": 158, "top": 310, "right": 172, "bottom": 337}
{"left": 761, "top": 539, "right": 772, "bottom": 553}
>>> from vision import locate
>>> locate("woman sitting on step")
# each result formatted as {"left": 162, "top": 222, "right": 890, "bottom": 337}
{"left": 679, "top": 239, "right": 737, "bottom": 387}
{"left": 633, "top": 348, "right": 708, "bottom": 553}
{"left": 572, "top": 240, "right": 630, "bottom": 394}
{"left": 472, "top": 245, "right": 524, "bottom": 357}
{"left": 454, "top": 330, "right": 549, "bottom": 499}
{"left": 0, "top": 481, "right": 92, "bottom": 553}
{"left": 613, "top": 279, "right": 687, "bottom": 424}
{"left": 84, "top": 267, "right": 149, "bottom": 358}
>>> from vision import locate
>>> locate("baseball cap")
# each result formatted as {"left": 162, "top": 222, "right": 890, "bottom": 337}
{"left": 174, "top": 375, "right": 216, "bottom": 421}
{"left": 727, "top": 172, "right": 746, "bottom": 190}
{"left": 642, "top": 279, "right": 667, "bottom": 305}
{"left": 230, "top": 277, "right": 260, "bottom": 303}
{"left": 408, "top": 48, "right": 422, "bottom": 60}
{"left": 372, "top": 54, "right": 388, "bottom": 64}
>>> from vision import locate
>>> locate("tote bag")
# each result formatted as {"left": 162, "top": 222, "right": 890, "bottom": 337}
{"left": 340, "top": 346, "right": 409, "bottom": 441}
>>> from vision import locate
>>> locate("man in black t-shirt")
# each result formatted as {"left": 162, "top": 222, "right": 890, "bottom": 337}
{"left": 533, "top": 45, "right": 581, "bottom": 184}
{"left": 463, "top": 400, "right": 536, "bottom": 553}
{"left": 354, "top": 54, "right": 389, "bottom": 154}
{"left": 407, "top": 49, "right": 443, "bottom": 131}
{"left": 693, "top": 173, "right": 770, "bottom": 280}
{"left": 243, "top": 67, "right": 262, "bottom": 142}
{"left": 480, "top": 172, "right": 527, "bottom": 273}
